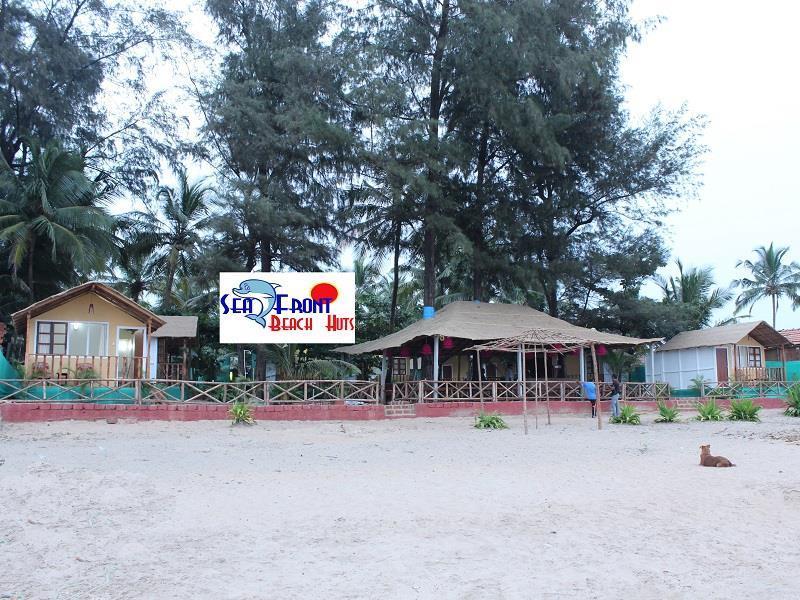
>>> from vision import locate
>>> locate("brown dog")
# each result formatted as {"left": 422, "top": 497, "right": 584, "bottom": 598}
{"left": 700, "top": 444, "right": 735, "bottom": 467}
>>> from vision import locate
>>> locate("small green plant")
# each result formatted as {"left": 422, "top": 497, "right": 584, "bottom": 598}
{"left": 696, "top": 398, "right": 724, "bottom": 421}
{"left": 728, "top": 398, "right": 761, "bottom": 422}
{"left": 785, "top": 385, "right": 800, "bottom": 417}
{"left": 689, "top": 375, "right": 708, "bottom": 396}
{"left": 654, "top": 400, "right": 680, "bottom": 423}
{"left": 474, "top": 413, "right": 508, "bottom": 429}
{"left": 229, "top": 402, "right": 255, "bottom": 425}
{"left": 609, "top": 403, "right": 641, "bottom": 425}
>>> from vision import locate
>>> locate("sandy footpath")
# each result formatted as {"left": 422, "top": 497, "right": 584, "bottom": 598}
{"left": 1, "top": 411, "right": 799, "bottom": 599}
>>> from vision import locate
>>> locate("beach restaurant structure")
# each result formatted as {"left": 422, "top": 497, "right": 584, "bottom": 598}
{"left": 337, "top": 301, "right": 662, "bottom": 403}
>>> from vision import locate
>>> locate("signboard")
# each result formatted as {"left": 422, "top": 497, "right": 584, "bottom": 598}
{"left": 219, "top": 272, "right": 356, "bottom": 344}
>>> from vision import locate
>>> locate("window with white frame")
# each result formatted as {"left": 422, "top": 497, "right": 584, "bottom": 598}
{"left": 67, "top": 322, "right": 107, "bottom": 356}
{"left": 737, "top": 345, "right": 763, "bottom": 368}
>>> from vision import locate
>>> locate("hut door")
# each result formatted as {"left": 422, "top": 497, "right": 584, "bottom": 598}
{"left": 715, "top": 347, "right": 729, "bottom": 383}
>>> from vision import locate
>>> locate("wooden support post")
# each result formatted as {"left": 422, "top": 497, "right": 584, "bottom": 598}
{"left": 135, "top": 378, "right": 142, "bottom": 405}
{"left": 544, "top": 348, "right": 551, "bottom": 425}
{"left": 533, "top": 345, "right": 539, "bottom": 430}
{"left": 379, "top": 352, "right": 388, "bottom": 404}
{"left": 476, "top": 349, "right": 484, "bottom": 412}
{"left": 591, "top": 344, "right": 602, "bottom": 430}
{"left": 521, "top": 348, "right": 528, "bottom": 435}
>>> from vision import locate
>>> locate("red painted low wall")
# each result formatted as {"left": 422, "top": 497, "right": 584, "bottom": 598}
{"left": 0, "top": 397, "right": 788, "bottom": 423}
{"left": 0, "top": 403, "right": 385, "bottom": 423}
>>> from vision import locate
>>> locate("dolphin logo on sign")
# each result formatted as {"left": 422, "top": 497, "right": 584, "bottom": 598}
{"left": 232, "top": 279, "right": 281, "bottom": 328}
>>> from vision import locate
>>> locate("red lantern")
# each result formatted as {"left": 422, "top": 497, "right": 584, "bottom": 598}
{"left": 399, "top": 346, "right": 411, "bottom": 358}
{"left": 442, "top": 336, "right": 454, "bottom": 350}
{"left": 596, "top": 345, "right": 608, "bottom": 357}
{"left": 421, "top": 343, "right": 433, "bottom": 356}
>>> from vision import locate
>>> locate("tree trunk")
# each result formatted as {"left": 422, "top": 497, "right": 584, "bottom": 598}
{"left": 772, "top": 295, "right": 777, "bottom": 329}
{"left": 472, "top": 122, "right": 490, "bottom": 301}
{"left": 256, "top": 239, "right": 272, "bottom": 382}
{"left": 390, "top": 219, "right": 401, "bottom": 329}
{"left": 26, "top": 231, "right": 35, "bottom": 299}
{"left": 422, "top": 0, "right": 451, "bottom": 310}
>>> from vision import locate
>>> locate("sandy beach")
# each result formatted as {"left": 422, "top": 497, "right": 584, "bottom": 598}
{"left": 1, "top": 411, "right": 799, "bottom": 599}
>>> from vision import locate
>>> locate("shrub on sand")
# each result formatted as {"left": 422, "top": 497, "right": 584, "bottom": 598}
{"left": 229, "top": 402, "right": 255, "bottom": 425}
{"left": 654, "top": 400, "right": 680, "bottom": 423}
{"left": 474, "top": 413, "right": 508, "bottom": 429}
{"left": 696, "top": 399, "right": 724, "bottom": 421}
{"left": 785, "top": 386, "right": 800, "bottom": 417}
{"left": 728, "top": 398, "right": 761, "bottom": 422}
{"left": 609, "top": 404, "right": 640, "bottom": 425}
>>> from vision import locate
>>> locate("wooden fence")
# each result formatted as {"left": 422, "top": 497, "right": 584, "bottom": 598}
{"left": 0, "top": 379, "right": 380, "bottom": 405}
{"left": 392, "top": 380, "right": 671, "bottom": 403}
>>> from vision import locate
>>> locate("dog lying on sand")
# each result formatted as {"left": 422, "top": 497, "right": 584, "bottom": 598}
{"left": 700, "top": 444, "right": 735, "bottom": 467}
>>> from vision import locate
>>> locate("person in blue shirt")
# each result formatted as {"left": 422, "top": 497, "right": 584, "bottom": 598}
{"left": 581, "top": 380, "right": 597, "bottom": 418}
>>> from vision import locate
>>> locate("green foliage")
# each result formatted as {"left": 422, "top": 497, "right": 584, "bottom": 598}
{"left": 734, "top": 243, "right": 800, "bottom": 328}
{"left": 603, "top": 348, "right": 645, "bottom": 379}
{"left": 728, "top": 399, "right": 761, "bottom": 422}
{"left": 609, "top": 404, "right": 641, "bottom": 425}
{"left": 474, "top": 413, "right": 508, "bottom": 430}
{"left": 696, "top": 399, "right": 724, "bottom": 421}
{"left": 654, "top": 400, "right": 680, "bottom": 423}
{"left": 689, "top": 375, "right": 709, "bottom": 394}
{"left": 0, "top": 140, "right": 117, "bottom": 298}
{"left": 229, "top": 402, "right": 255, "bottom": 425}
{"left": 656, "top": 260, "right": 733, "bottom": 330}
{"left": 785, "top": 386, "right": 800, "bottom": 417}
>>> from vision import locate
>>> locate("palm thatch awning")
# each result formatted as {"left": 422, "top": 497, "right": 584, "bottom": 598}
{"left": 337, "top": 301, "right": 660, "bottom": 355}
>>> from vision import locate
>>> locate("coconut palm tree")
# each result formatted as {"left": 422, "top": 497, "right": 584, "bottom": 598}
{"left": 149, "top": 169, "right": 213, "bottom": 311}
{"left": 734, "top": 243, "right": 800, "bottom": 329}
{"left": 655, "top": 259, "right": 733, "bottom": 329}
{"left": 0, "top": 139, "right": 116, "bottom": 298}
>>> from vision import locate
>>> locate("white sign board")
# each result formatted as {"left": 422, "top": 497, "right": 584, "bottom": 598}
{"left": 219, "top": 272, "right": 356, "bottom": 344}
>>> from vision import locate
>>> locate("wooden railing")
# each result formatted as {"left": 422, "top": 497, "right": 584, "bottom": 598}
{"left": 693, "top": 380, "right": 796, "bottom": 399}
{"left": 157, "top": 363, "right": 186, "bottom": 381}
{"left": 25, "top": 354, "right": 150, "bottom": 381}
{"left": 0, "top": 379, "right": 381, "bottom": 404}
{"left": 734, "top": 367, "right": 784, "bottom": 382}
{"left": 392, "top": 380, "right": 671, "bottom": 403}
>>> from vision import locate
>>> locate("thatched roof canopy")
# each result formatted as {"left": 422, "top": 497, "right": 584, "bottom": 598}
{"left": 337, "top": 301, "right": 660, "bottom": 355}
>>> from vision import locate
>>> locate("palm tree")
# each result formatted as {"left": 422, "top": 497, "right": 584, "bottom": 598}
{"left": 149, "top": 169, "right": 212, "bottom": 311}
{"left": 655, "top": 259, "right": 733, "bottom": 329}
{"left": 260, "top": 344, "right": 359, "bottom": 380}
{"left": 0, "top": 139, "right": 116, "bottom": 298}
{"left": 734, "top": 243, "right": 800, "bottom": 328}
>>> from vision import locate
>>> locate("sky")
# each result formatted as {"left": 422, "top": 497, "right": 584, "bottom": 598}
{"left": 141, "top": 0, "right": 800, "bottom": 330}
{"left": 622, "top": 0, "right": 800, "bottom": 329}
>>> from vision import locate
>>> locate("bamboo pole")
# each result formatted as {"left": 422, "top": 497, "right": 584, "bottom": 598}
{"left": 591, "top": 344, "right": 602, "bottom": 430}
{"left": 533, "top": 345, "right": 539, "bottom": 430}
{"left": 544, "top": 348, "right": 551, "bottom": 425}
{"left": 476, "top": 349, "right": 484, "bottom": 412}
{"left": 521, "top": 346, "right": 528, "bottom": 435}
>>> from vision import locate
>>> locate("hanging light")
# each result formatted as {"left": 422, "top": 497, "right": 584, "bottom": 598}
{"left": 596, "top": 345, "right": 608, "bottom": 357}
{"left": 442, "top": 336, "right": 454, "bottom": 350}
{"left": 399, "top": 345, "right": 412, "bottom": 358}
{"left": 421, "top": 342, "right": 433, "bottom": 356}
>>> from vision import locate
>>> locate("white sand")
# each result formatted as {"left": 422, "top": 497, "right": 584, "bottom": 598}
{"left": 1, "top": 411, "right": 800, "bottom": 599}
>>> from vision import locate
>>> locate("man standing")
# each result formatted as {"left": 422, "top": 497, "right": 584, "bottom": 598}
{"left": 581, "top": 380, "right": 597, "bottom": 418}
{"left": 611, "top": 375, "right": 621, "bottom": 418}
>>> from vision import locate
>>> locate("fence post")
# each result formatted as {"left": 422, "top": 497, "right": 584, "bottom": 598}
{"left": 418, "top": 380, "right": 424, "bottom": 403}
{"left": 135, "top": 379, "right": 142, "bottom": 405}
{"left": 340, "top": 380, "right": 345, "bottom": 402}
{"left": 180, "top": 381, "right": 185, "bottom": 403}
{"left": 303, "top": 382, "right": 308, "bottom": 403}
{"left": 42, "top": 379, "right": 47, "bottom": 401}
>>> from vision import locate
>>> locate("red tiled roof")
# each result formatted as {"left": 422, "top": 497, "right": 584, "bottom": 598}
{"left": 780, "top": 329, "right": 800, "bottom": 345}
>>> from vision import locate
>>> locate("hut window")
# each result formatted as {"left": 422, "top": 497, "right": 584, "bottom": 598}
{"left": 67, "top": 323, "right": 108, "bottom": 356}
{"left": 36, "top": 322, "right": 67, "bottom": 355}
{"left": 746, "top": 347, "right": 762, "bottom": 367}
